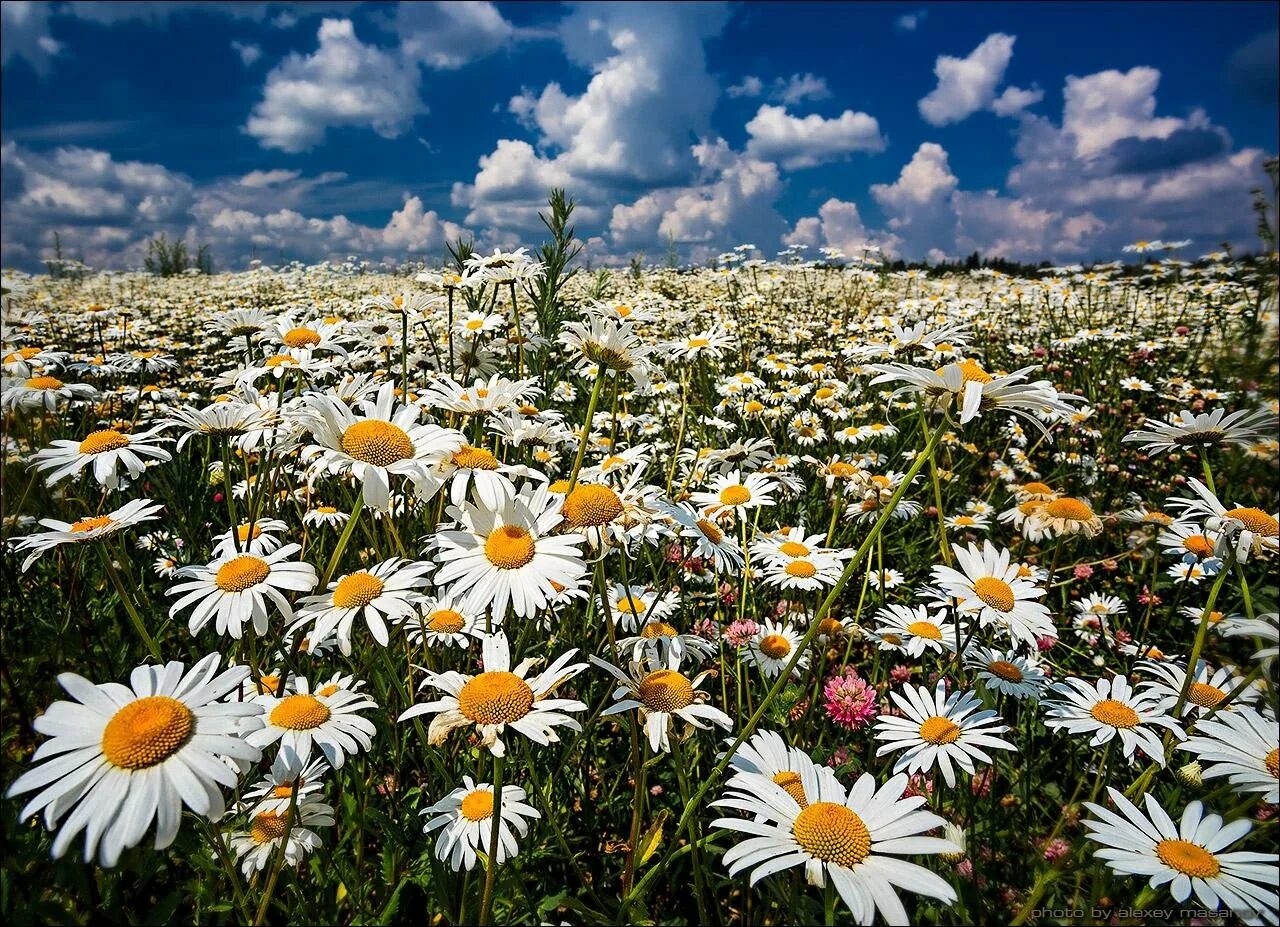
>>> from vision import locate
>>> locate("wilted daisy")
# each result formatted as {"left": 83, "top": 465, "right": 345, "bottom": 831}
{"left": 1178, "top": 708, "right": 1280, "bottom": 803}
{"left": 1042, "top": 675, "right": 1184, "bottom": 764}
{"left": 167, "top": 543, "right": 317, "bottom": 639}
{"left": 6, "top": 654, "right": 262, "bottom": 866}
{"left": 399, "top": 632, "right": 587, "bottom": 756}
{"left": 421, "top": 776, "right": 541, "bottom": 872}
{"left": 434, "top": 484, "right": 586, "bottom": 620}
{"left": 13, "top": 498, "right": 163, "bottom": 571}
{"left": 295, "top": 557, "right": 431, "bottom": 654}
{"left": 303, "top": 382, "right": 464, "bottom": 509}
{"left": 711, "top": 762, "right": 959, "bottom": 924}
{"left": 1082, "top": 788, "right": 1278, "bottom": 924}
{"left": 31, "top": 425, "right": 172, "bottom": 490}
{"left": 247, "top": 675, "right": 377, "bottom": 768}
{"left": 874, "top": 682, "right": 1015, "bottom": 787}
{"left": 591, "top": 654, "right": 732, "bottom": 753}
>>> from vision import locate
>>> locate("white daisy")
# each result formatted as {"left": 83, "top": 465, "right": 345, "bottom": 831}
{"left": 421, "top": 776, "right": 540, "bottom": 872}
{"left": 247, "top": 676, "right": 377, "bottom": 769}
{"left": 294, "top": 557, "right": 431, "bottom": 655}
{"left": 1178, "top": 708, "right": 1280, "bottom": 803}
{"left": 167, "top": 543, "right": 318, "bottom": 640}
{"left": 13, "top": 498, "right": 163, "bottom": 571}
{"left": 930, "top": 541, "right": 1054, "bottom": 648}
{"left": 1042, "top": 675, "right": 1184, "bottom": 765}
{"left": 31, "top": 425, "right": 172, "bottom": 490}
{"left": 874, "top": 682, "right": 1015, "bottom": 787}
{"left": 591, "top": 653, "right": 732, "bottom": 754}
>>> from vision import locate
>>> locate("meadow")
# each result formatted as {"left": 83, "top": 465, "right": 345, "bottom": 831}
{"left": 1, "top": 194, "right": 1277, "bottom": 926}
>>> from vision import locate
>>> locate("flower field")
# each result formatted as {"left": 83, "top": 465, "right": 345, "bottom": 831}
{"left": 1, "top": 219, "right": 1278, "bottom": 926}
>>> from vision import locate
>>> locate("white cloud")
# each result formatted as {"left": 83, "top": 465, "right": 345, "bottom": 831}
{"left": 918, "top": 33, "right": 1038, "bottom": 125}
{"left": 238, "top": 169, "right": 301, "bottom": 188}
{"left": 726, "top": 75, "right": 763, "bottom": 98}
{"left": 244, "top": 18, "right": 425, "bottom": 153}
{"left": 2, "top": 1, "right": 62, "bottom": 75}
{"left": 395, "top": 1, "right": 515, "bottom": 70}
{"left": 771, "top": 73, "right": 831, "bottom": 105}
{"left": 1060, "top": 67, "right": 1186, "bottom": 158}
{"left": 231, "top": 40, "right": 262, "bottom": 66}
{"left": 784, "top": 198, "right": 889, "bottom": 256}
{"left": 894, "top": 10, "right": 927, "bottom": 32}
{"left": 744, "top": 104, "right": 885, "bottom": 169}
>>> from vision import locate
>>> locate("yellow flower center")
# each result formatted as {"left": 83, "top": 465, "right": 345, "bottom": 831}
{"left": 720, "top": 484, "right": 752, "bottom": 506}
{"left": 257, "top": 674, "right": 281, "bottom": 696}
{"left": 251, "top": 810, "right": 290, "bottom": 845}
{"left": 616, "top": 595, "right": 647, "bottom": 615}
{"left": 815, "top": 387, "right": 834, "bottom": 401}
{"left": 101, "top": 696, "right": 194, "bottom": 769}
{"left": 452, "top": 445, "right": 500, "bottom": 470}
{"left": 264, "top": 354, "right": 298, "bottom": 367}
{"left": 1187, "top": 682, "right": 1226, "bottom": 708}
{"left": 973, "top": 576, "right": 1015, "bottom": 613}
{"left": 562, "top": 484, "right": 623, "bottom": 527}
{"left": 696, "top": 519, "right": 724, "bottom": 544}
{"left": 773, "top": 770, "right": 808, "bottom": 807}
{"left": 1181, "top": 535, "right": 1216, "bottom": 559}
{"left": 70, "top": 515, "right": 114, "bottom": 533}
{"left": 79, "top": 429, "right": 130, "bottom": 455}
{"left": 457, "top": 671, "right": 534, "bottom": 725}
{"left": 282, "top": 327, "right": 321, "bottom": 348}
{"left": 792, "top": 803, "right": 872, "bottom": 868}
{"left": 907, "top": 620, "right": 943, "bottom": 640}
{"left": 1224, "top": 507, "right": 1278, "bottom": 537}
{"left": 340, "top": 420, "right": 414, "bottom": 467}
{"left": 427, "top": 609, "right": 466, "bottom": 633}
{"left": 270, "top": 694, "right": 331, "bottom": 730}
{"left": 1022, "top": 482, "right": 1053, "bottom": 496}
{"left": 637, "top": 669, "right": 694, "bottom": 712}
{"left": 460, "top": 789, "right": 495, "bottom": 822}
{"left": 215, "top": 555, "right": 271, "bottom": 592}
{"left": 987, "top": 660, "right": 1024, "bottom": 682}
{"left": 25, "top": 375, "right": 64, "bottom": 389}
{"left": 1090, "top": 699, "right": 1140, "bottom": 729}
{"left": 1154, "top": 840, "right": 1221, "bottom": 878}
{"left": 484, "top": 525, "right": 536, "bottom": 569}
{"left": 817, "top": 617, "right": 844, "bottom": 638}
{"left": 785, "top": 560, "right": 818, "bottom": 578}
{"left": 1045, "top": 497, "right": 1095, "bottom": 522}
{"left": 317, "top": 683, "right": 341, "bottom": 697}
{"left": 919, "top": 716, "right": 961, "bottom": 745}
{"left": 828, "top": 462, "right": 858, "bottom": 478}
{"left": 954, "top": 359, "right": 992, "bottom": 384}
{"left": 759, "top": 633, "right": 792, "bottom": 659}
{"left": 332, "top": 571, "right": 384, "bottom": 609}
{"left": 466, "top": 319, "right": 485, "bottom": 331}
{"left": 744, "top": 400, "right": 765, "bottom": 414}
{"left": 688, "top": 338, "right": 710, "bottom": 349}
{"left": 639, "top": 620, "right": 678, "bottom": 639}
{"left": 1265, "top": 747, "right": 1279, "bottom": 779}
{"left": 779, "top": 541, "right": 810, "bottom": 557}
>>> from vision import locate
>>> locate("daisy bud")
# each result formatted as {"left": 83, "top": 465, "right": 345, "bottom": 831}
{"left": 1175, "top": 761, "right": 1204, "bottom": 789}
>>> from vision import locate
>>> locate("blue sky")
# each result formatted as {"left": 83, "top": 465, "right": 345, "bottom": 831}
{"left": 2, "top": 1, "right": 1276, "bottom": 271}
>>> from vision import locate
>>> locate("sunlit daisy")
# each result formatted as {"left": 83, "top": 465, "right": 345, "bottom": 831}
{"left": 874, "top": 682, "right": 1015, "bottom": 787}
{"left": 421, "top": 776, "right": 540, "bottom": 872}
{"left": 167, "top": 543, "right": 317, "bottom": 639}
{"left": 247, "top": 675, "right": 377, "bottom": 769}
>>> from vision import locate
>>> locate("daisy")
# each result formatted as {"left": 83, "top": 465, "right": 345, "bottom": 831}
{"left": 239, "top": 748, "right": 329, "bottom": 814}
{"left": 660, "top": 499, "right": 742, "bottom": 571}
{"left": 559, "top": 316, "right": 653, "bottom": 390}
{"left": 1178, "top": 708, "right": 1280, "bottom": 803}
{"left": 711, "top": 763, "right": 959, "bottom": 925}
{"left": 420, "top": 374, "right": 539, "bottom": 417}
{"left": 402, "top": 590, "right": 487, "bottom": 649}
{"left": 1123, "top": 406, "right": 1277, "bottom": 455}
{"left": 1042, "top": 675, "right": 1184, "bottom": 765}
{"left": 1158, "top": 521, "right": 1224, "bottom": 566}
{"left": 13, "top": 498, "right": 163, "bottom": 571}
{"left": 964, "top": 647, "right": 1048, "bottom": 700}
{"left": 167, "top": 543, "right": 318, "bottom": 640}
{"left": 398, "top": 632, "right": 587, "bottom": 757}
{"left": 421, "top": 776, "right": 540, "bottom": 872}
{"left": 247, "top": 675, "right": 377, "bottom": 769}
{"left": 1222, "top": 612, "right": 1279, "bottom": 668}
{"left": 743, "top": 620, "right": 808, "bottom": 679}
{"left": 1166, "top": 479, "right": 1278, "bottom": 561}
{"left": 1025, "top": 496, "right": 1104, "bottom": 539}
{"left": 31, "top": 425, "right": 172, "bottom": 490}
{"left": 616, "top": 619, "right": 718, "bottom": 667}
{"left": 295, "top": 558, "right": 432, "bottom": 655}
{"left": 211, "top": 518, "right": 289, "bottom": 559}
{"left": 302, "top": 382, "right": 464, "bottom": 510}
{"left": 439, "top": 443, "right": 541, "bottom": 510}
{"left": 930, "top": 542, "right": 1054, "bottom": 648}
{"left": 592, "top": 654, "right": 732, "bottom": 753}
{"left": 1, "top": 374, "right": 97, "bottom": 411}
{"left": 723, "top": 730, "right": 812, "bottom": 809}
{"left": 603, "top": 583, "right": 677, "bottom": 633}
{"left": 1082, "top": 788, "right": 1278, "bottom": 925}
{"left": 5, "top": 654, "right": 262, "bottom": 866}
{"left": 1137, "top": 659, "right": 1259, "bottom": 717}
{"left": 230, "top": 796, "right": 334, "bottom": 876}
{"left": 874, "top": 682, "right": 1015, "bottom": 787}
{"left": 434, "top": 485, "right": 587, "bottom": 621}
{"left": 691, "top": 469, "right": 777, "bottom": 515}
{"left": 759, "top": 552, "right": 845, "bottom": 591}
{"left": 869, "top": 604, "right": 956, "bottom": 657}
{"left": 303, "top": 504, "right": 350, "bottom": 529}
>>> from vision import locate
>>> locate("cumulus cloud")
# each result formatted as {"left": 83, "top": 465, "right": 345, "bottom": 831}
{"left": 394, "top": 1, "right": 515, "bottom": 70}
{"left": 244, "top": 18, "right": 425, "bottom": 152}
{"left": 726, "top": 75, "right": 763, "bottom": 98}
{"left": 771, "top": 73, "right": 831, "bottom": 105}
{"left": 1, "top": 142, "right": 468, "bottom": 270}
{"left": 231, "top": 40, "right": 262, "bottom": 66}
{"left": 784, "top": 198, "right": 887, "bottom": 256}
{"left": 894, "top": 10, "right": 927, "bottom": 32}
{"left": 918, "top": 33, "right": 1040, "bottom": 125}
{"left": 744, "top": 104, "right": 885, "bottom": 169}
